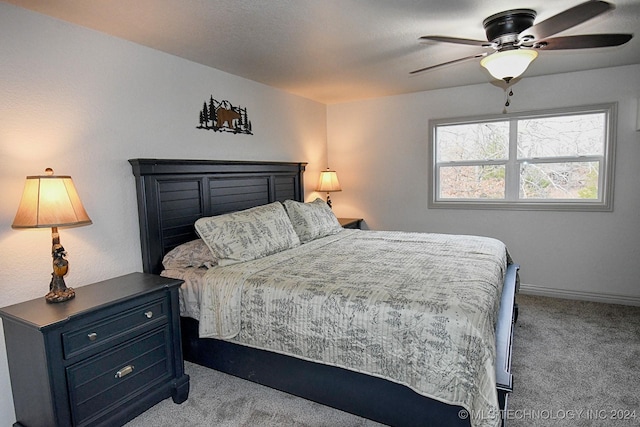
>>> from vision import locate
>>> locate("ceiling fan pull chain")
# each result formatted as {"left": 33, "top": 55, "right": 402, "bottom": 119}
{"left": 504, "top": 87, "right": 513, "bottom": 107}
{"left": 503, "top": 87, "right": 515, "bottom": 113}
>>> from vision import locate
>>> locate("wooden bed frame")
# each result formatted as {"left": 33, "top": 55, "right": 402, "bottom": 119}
{"left": 130, "top": 158, "right": 519, "bottom": 427}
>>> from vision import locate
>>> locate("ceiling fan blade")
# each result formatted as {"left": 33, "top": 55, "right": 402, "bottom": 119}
{"left": 536, "top": 33, "right": 632, "bottom": 50}
{"left": 419, "top": 36, "right": 491, "bottom": 47}
{"left": 521, "top": 0, "right": 614, "bottom": 41}
{"left": 410, "top": 53, "right": 488, "bottom": 75}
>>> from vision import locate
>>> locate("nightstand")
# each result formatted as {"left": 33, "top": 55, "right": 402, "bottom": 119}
{"left": 338, "top": 218, "right": 363, "bottom": 229}
{"left": 0, "top": 273, "right": 189, "bottom": 427}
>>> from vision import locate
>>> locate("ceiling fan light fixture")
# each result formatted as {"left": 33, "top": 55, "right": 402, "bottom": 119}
{"left": 480, "top": 49, "right": 538, "bottom": 82}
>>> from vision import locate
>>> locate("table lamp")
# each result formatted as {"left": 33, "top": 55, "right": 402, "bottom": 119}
{"left": 12, "top": 168, "right": 92, "bottom": 303}
{"left": 316, "top": 169, "right": 342, "bottom": 208}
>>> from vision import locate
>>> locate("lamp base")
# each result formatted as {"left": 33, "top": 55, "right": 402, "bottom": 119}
{"left": 326, "top": 193, "right": 333, "bottom": 209}
{"left": 46, "top": 274, "right": 75, "bottom": 303}
{"left": 46, "top": 228, "right": 75, "bottom": 303}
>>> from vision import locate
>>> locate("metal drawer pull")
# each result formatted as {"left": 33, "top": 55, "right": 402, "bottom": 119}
{"left": 87, "top": 332, "right": 97, "bottom": 341}
{"left": 144, "top": 311, "right": 153, "bottom": 319}
{"left": 115, "top": 365, "right": 134, "bottom": 378}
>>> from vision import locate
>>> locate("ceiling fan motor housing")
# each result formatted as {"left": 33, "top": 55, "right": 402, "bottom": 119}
{"left": 483, "top": 9, "right": 536, "bottom": 43}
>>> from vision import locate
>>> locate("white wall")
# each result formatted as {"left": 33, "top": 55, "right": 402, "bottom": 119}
{"left": 327, "top": 64, "right": 640, "bottom": 305}
{"left": 0, "top": 4, "right": 327, "bottom": 424}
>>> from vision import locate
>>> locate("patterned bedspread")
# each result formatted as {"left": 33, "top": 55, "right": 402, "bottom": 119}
{"left": 164, "top": 229, "right": 508, "bottom": 427}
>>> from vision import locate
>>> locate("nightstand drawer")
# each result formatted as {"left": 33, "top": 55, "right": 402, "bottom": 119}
{"left": 63, "top": 297, "right": 168, "bottom": 360}
{"left": 67, "top": 327, "right": 172, "bottom": 426}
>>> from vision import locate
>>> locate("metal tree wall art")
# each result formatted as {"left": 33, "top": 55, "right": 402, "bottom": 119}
{"left": 197, "top": 97, "right": 253, "bottom": 135}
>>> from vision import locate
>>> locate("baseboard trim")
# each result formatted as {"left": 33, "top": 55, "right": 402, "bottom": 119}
{"left": 519, "top": 284, "right": 640, "bottom": 307}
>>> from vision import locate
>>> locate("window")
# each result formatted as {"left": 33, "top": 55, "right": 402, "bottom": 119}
{"left": 429, "top": 104, "right": 616, "bottom": 211}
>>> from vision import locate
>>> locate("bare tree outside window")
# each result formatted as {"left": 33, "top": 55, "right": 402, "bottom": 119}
{"left": 429, "top": 104, "right": 615, "bottom": 211}
{"left": 517, "top": 113, "right": 605, "bottom": 200}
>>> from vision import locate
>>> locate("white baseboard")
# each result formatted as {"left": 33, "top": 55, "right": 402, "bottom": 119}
{"left": 519, "top": 283, "right": 640, "bottom": 307}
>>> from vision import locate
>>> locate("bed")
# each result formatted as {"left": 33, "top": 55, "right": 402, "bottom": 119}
{"left": 129, "top": 158, "right": 519, "bottom": 427}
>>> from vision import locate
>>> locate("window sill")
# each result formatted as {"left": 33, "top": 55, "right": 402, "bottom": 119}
{"left": 429, "top": 200, "right": 613, "bottom": 212}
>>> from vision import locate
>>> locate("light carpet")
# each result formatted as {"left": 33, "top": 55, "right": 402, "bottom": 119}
{"left": 126, "top": 294, "right": 640, "bottom": 426}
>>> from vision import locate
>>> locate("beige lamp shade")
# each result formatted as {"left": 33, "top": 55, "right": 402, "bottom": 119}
{"left": 316, "top": 170, "right": 342, "bottom": 193}
{"left": 12, "top": 169, "right": 92, "bottom": 229}
{"left": 480, "top": 49, "right": 538, "bottom": 82}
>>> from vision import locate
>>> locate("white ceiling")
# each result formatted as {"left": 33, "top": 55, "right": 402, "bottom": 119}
{"left": 6, "top": 0, "right": 640, "bottom": 104}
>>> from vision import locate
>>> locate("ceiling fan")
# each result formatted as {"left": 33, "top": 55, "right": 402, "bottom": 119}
{"left": 411, "top": 0, "right": 633, "bottom": 83}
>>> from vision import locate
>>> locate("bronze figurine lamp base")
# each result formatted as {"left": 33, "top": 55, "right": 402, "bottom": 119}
{"left": 46, "top": 226, "right": 75, "bottom": 303}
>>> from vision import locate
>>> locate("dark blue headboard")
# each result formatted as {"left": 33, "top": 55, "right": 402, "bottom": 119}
{"left": 129, "top": 159, "right": 307, "bottom": 274}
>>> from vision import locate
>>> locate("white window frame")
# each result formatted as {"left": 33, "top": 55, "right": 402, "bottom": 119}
{"left": 428, "top": 103, "right": 617, "bottom": 211}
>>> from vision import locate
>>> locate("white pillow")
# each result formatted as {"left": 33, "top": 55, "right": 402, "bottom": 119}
{"left": 162, "top": 239, "right": 218, "bottom": 269}
{"left": 283, "top": 198, "right": 343, "bottom": 243}
{"left": 194, "top": 202, "right": 300, "bottom": 266}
